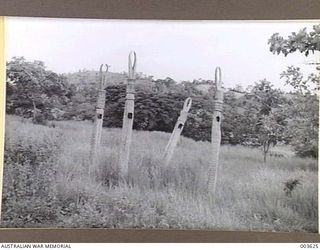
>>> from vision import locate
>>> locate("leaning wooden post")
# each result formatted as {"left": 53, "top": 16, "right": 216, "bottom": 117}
{"left": 207, "top": 67, "right": 224, "bottom": 194}
{"left": 89, "top": 64, "right": 109, "bottom": 167}
{"left": 119, "top": 51, "right": 137, "bottom": 177}
{"left": 162, "top": 97, "right": 192, "bottom": 166}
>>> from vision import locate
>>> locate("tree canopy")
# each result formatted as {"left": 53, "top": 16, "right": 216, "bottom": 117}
{"left": 268, "top": 24, "right": 320, "bottom": 57}
{"left": 6, "top": 57, "right": 72, "bottom": 120}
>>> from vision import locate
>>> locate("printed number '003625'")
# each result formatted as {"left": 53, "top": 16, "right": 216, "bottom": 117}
{"left": 300, "top": 244, "right": 318, "bottom": 248}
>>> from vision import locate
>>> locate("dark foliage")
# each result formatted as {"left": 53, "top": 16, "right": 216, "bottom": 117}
{"left": 1, "top": 129, "right": 63, "bottom": 227}
{"left": 6, "top": 57, "right": 72, "bottom": 121}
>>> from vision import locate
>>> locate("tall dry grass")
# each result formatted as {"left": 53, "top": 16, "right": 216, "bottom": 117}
{"left": 1, "top": 115, "right": 318, "bottom": 232}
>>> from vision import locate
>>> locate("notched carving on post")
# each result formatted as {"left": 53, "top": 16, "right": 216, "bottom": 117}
{"left": 162, "top": 97, "right": 192, "bottom": 166}
{"left": 90, "top": 63, "right": 109, "bottom": 169}
{"left": 119, "top": 51, "right": 137, "bottom": 178}
{"left": 208, "top": 66, "right": 224, "bottom": 195}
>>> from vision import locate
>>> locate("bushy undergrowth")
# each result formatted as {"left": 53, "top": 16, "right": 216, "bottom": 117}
{"left": 2, "top": 117, "right": 64, "bottom": 227}
{"left": 1, "top": 116, "right": 318, "bottom": 232}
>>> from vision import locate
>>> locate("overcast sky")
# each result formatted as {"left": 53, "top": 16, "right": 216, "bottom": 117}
{"left": 5, "top": 17, "right": 320, "bottom": 90}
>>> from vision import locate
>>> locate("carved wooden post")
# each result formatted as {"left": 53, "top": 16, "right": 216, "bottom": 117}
{"left": 119, "top": 51, "right": 137, "bottom": 177}
{"left": 89, "top": 64, "right": 109, "bottom": 168}
{"left": 208, "top": 67, "right": 224, "bottom": 194}
{"left": 162, "top": 97, "right": 192, "bottom": 166}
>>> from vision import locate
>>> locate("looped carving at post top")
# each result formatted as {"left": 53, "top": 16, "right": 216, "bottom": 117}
{"left": 99, "top": 64, "right": 109, "bottom": 89}
{"left": 215, "top": 67, "right": 222, "bottom": 89}
{"left": 183, "top": 97, "right": 192, "bottom": 112}
{"left": 128, "top": 51, "right": 137, "bottom": 79}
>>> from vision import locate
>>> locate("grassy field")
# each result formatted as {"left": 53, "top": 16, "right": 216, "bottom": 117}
{"left": 1, "top": 115, "right": 318, "bottom": 232}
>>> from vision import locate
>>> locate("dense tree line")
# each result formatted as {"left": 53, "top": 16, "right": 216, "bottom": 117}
{"left": 6, "top": 30, "right": 319, "bottom": 158}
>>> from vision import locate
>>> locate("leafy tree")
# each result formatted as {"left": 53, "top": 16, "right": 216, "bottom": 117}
{"left": 248, "top": 79, "right": 283, "bottom": 115}
{"left": 6, "top": 57, "right": 72, "bottom": 122}
{"left": 245, "top": 80, "right": 286, "bottom": 162}
{"left": 268, "top": 25, "right": 319, "bottom": 158}
{"left": 283, "top": 91, "right": 318, "bottom": 158}
{"left": 268, "top": 24, "right": 320, "bottom": 56}
{"left": 257, "top": 112, "right": 286, "bottom": 163}
{"left": 280, "top": 66, "right": 320, "bottom": 93}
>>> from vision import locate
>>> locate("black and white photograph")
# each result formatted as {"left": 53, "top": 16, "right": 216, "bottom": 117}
{"left": 1, "top": 17, "right": 319, "bottom": 232}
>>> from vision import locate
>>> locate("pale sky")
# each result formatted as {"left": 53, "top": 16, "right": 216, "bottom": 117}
{"left": 5, "top": 17, "right": 320, "bottom": 90}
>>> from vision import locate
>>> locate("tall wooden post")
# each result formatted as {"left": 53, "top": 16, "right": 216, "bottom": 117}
{"left": 89, "top": 64, "right": 109, "bottom": 168}
{"left": 119, "top": 51, "right": 137, "bottom": 177}
{"left": 162, "top": 97, "right": 192, "bottom": 166}
{"left": 208, "top": 67, "right": 224, "bottom": 194}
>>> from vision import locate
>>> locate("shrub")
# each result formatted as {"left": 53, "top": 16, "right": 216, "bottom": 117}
{"left": 1, "top": 117, "right": 63, "bottom": 227}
